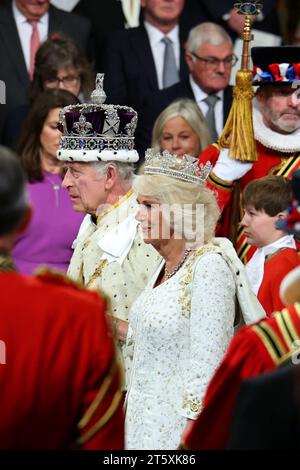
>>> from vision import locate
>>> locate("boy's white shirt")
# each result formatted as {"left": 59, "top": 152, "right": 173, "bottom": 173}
{"left": 245, "top": 235, "right": 296, "bottom": 295}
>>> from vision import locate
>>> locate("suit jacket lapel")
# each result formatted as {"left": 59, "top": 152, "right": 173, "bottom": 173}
{"left": 130, "top": 25, "right": 158, "bottom": 90}
{"left": 184, "top": 79, "right": 196, "bottom": 100}
{"left": 0, "top": 4, "right": 29, "bottom": 88}
{"left": 132, "top": 25, "right": 188, "bottom": 90}
{"left": 223, "top": 85, "right": 233, "bottom": 122}
{"left": 179, "top": 26, "right": 188, "bottom": 81}
{"left": 48, "top": 4, "right": 63, "bottom": 34}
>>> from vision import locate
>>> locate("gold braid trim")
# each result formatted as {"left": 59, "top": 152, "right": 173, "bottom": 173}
{"left": 274, "top": 311, "right": 294, "bottom": 350}
{"left": 273, "top": 307, "right": 300, "bottom": 349}
{"left": 208, "top": 171, "right": 234, "bottom": 190}
{"left": 251, "top": 324, "right": 283, "bottom": 366}
{"left": 236, "top": 233, "right": 252, "bottom": 264}
{"left": 273, "top": 154, "right": 300, "bottom": 177}
{"left": 76, "top": 390, "right": 123, "bottom": 446}
{"left": 78, "top": 358, "right": 118, "bottom": 430}
{"left": 258, "top": 322, "right": 287, "bottom": 357}
{"left": 0, "top": 252, "right": 16, "bottom": 273}
{"left": 178, "top": 246, "right": 218, "bottom": 319}
{"left": 182, "top": 394, "right": 203, "bottom": 415}
{"left": 275, "top": 304, "right": 300, "bottom": 366}
{"left": 283, "top": 304, "right": 300, "bottom": 341}
{"left": 96, "top": 188, "right": 134, "bottom": 225}
{"left": 294, "top": 303, "right": 300, "bottom": 319}
{"left": 252, "top": 305, "right": 300, "bottom": 366}
{"left": 86, "top": 259, "right": 108, "bottom": 289}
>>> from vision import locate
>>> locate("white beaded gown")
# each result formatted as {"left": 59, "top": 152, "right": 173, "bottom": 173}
{"left": 125, "top": 246, "right": 236, "bottom": 450}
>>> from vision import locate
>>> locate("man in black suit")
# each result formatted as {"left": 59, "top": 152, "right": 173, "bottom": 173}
{"left": 228, "top": 362, "right": 300, "bottom": 450}
{"left": 74, "top": 0, "right": 207, "bottom": 72}
{"left": 0, "top": 0, "right": 92, "bottom": 142}
{"left": 73, "top": 0, "right": 135, "bottom": 72}
{"left": 136, "top": 21, "right": 233, "bottom": 159}
{"left": 102, "top": 0, "right": 188, "bottom": 114}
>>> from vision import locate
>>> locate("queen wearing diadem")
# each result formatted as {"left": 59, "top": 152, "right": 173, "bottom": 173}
{"left": 124, "top": 149, "right": 265, "bottom": 450}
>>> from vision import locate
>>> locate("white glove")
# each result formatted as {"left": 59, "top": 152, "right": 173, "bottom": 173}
{"left": 213, "top": 148, "right": 253, "bottom": 182}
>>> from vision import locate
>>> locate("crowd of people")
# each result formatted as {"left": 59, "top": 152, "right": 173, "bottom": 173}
{"left": 1, "top": 0, "right": 300, "bottom": 452}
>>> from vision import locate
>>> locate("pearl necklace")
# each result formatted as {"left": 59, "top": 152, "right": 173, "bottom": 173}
{"left": 164, "top": 248, "right": 192, "bottom": 279}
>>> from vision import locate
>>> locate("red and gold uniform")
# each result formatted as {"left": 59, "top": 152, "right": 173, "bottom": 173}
{"left": 198, "top": 47, "right": 300, "bottom": 264}
{"left": 258, "top": 248, "right": 300, "bottom": 316}
{"left": 181, "top": 302, "right": 300, "bottom": 450}
{"left": 0, "top": 257, "right": 124, "bottom": 450}
{"left": 199, "top": 139, "right": 300, "bottom": 264}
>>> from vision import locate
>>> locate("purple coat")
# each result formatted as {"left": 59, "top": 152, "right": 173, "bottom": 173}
{"left": 13, "top": 171, "right": 84, "bottom": 275}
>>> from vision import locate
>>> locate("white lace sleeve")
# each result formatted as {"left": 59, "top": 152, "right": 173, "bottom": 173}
{"left": 181, "top": 253, "right": 235, "bottom": 419}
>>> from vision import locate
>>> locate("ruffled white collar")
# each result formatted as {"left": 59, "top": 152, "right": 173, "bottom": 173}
{"left": 253, "top": 99, "right": 300, "bottom": 153}
{"left": 246, "top": 235, "right": 296, "bottom": 295}
{"left": 98, "top": 215, "right": 139, "bottom": 265}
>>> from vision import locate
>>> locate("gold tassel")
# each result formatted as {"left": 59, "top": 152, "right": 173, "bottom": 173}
{"left": 219, "top": 70, "right": 257, "bottom": 162}
{"left": 218, "top": 3, "right": 261, "bottom": 162}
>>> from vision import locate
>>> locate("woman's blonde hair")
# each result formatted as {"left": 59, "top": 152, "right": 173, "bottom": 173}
{"left": 133, "top": 174, "right": 220, "bottom": 246}
{"left": 151, "top": 98, "right": 213, "bottom": 155}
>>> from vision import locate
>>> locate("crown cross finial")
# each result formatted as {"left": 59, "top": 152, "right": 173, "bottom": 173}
{"left": 102, "top": 107, "right": 120, "bottom": 136}
{"left": 90, "top": 73, "right": 107, "bottom": 104}
{"left": 72, "top": 114, "right": 93, "bottom": 136}
{"left": 144, "top": 149, "right": 212, "bottom": 184}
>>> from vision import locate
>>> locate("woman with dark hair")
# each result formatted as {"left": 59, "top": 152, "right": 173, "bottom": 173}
{"left": 12, "top": 89, "right": 84, "bottom": 275}
{"left": 30, "top": 32, "right": 95, "bottom": 103}
{"left": 3, "top": 33, "right": 95, "bottom": 148}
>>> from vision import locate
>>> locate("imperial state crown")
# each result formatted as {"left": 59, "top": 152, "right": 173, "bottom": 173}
{"left": 57, "top": 73, "right": 139, "bottom": 163}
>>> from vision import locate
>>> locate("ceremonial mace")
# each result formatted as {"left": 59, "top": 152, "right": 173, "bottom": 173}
{"left": 219, "top": 1, "right": 262, "bottom": 162}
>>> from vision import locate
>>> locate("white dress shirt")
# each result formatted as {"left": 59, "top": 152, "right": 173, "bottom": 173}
{"left": 50, "top": 0, "right": 79, "bottom": 11}
{"left": 144, "top": 22, "right": 180, "bottom": 90}
{"left": 245, "top": 235, "right": 297, "bottom": 295}
{"left": 13, "top": 0, "right": 48, "bottom": 73}
{"left": 189, "top": 75, "right": 224, "bottom": 136}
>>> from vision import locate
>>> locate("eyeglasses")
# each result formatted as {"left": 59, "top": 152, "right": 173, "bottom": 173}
{"left": 190, "top": 52, "right": 238, "bottom": 68}
{"left": 44, "top": 75, "right": 80, "bottom": 88}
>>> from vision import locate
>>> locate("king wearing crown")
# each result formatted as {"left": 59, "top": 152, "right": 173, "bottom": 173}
{"left": 57, "top": 74, "right": 161, "bottom": 384}
{"left": 198, "top": 5, "right": 300, "bottom": 265}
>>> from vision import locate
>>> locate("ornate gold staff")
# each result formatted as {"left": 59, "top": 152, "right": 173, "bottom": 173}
{"left": 219, "top": 1, "right": 262, "bottom": 162}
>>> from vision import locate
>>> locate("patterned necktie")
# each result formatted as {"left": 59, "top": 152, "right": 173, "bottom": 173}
{"left": 28, "top": 20, "right": 40, "bottom": 80}
{"left": 203, "top": 94, "right": 219, "bottom": 142}
{"left": 162, "top": 36, "right": 179, "bottom": 88}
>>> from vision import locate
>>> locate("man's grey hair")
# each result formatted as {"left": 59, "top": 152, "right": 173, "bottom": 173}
{"left": 92, "top": 161, "right": 135, "bottom": 187}
{"left": 187, "top": 22, "right": 233, "bottom": 55}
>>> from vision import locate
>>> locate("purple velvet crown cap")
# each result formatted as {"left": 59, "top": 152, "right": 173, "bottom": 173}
{"left": 57, "top": 106, "right": 137, "bottom": 137}
{"left": 57, "top": 73, "right": 139, "bottom": 163}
